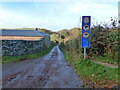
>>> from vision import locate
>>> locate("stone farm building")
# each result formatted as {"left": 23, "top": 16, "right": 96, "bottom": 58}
{"left": 0, "top": 29, "right": 50, "bottom": 41}
{"left": 1, "top": 29, "right": 51, "bottom": 56}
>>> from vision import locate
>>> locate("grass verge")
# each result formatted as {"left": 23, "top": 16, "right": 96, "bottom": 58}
{"left": 93, "top": 56, "right": 118, "bottom": 65}
{"left": 2, "top": 46, "right": 53, "bottom": 63}
{"left": 62, "top": 50, "right": 119, "bottom": 88}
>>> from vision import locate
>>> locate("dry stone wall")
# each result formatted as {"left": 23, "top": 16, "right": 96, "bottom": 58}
{"left": 2, "top": 38, "right": 51, "bottom": 56}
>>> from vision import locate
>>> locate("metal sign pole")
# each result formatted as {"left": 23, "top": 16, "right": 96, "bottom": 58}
{"left": 81, "top": 16, "right": 91, "bottom": 59}
{"left": 84, "top": 47, "right": 86, "bottom": 59}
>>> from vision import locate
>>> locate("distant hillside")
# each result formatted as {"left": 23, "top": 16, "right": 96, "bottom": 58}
{"left": 39, "top": 28, "right": 57, "bottom": 35}
{"left": 38, "top": 27, "right": 81, "bottom": 44}
{"left": 57, "top": 27, "right": 81, "bottom": 42}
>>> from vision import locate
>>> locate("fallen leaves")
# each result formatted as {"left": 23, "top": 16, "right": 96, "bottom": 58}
{"left": 80, "top": 74, "right": 119, "bottom": 88}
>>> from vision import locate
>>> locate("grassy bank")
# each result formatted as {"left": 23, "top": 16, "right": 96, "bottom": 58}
{"left": 61, "top": 49, "right": 119, "bottom": 88}
{"left": 93, "top": 56, "right": 118, "bottom": 65}
{"left": 2, "top": 46, "right": 53, "bottom": 63}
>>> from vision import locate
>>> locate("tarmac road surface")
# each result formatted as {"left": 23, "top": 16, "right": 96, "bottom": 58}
{"left": 2, "top": 46, "right": 82, "bottom": 88}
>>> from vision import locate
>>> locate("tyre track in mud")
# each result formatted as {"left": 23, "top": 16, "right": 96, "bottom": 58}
{"left": 2, "top": 46, "right": 82, "bottom": 88}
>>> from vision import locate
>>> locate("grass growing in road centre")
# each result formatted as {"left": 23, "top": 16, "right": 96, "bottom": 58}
{"left": 2, "top": 47, "right": 53, "bottom": 63}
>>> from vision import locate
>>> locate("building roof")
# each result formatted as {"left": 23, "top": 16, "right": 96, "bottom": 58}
{"left": 1, "top": 29, "right": 50, "bottom": 37}
{"left": 39, "top": 32, "right": 50, "bottom": 37}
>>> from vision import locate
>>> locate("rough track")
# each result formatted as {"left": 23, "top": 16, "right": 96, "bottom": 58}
{"left": 2, "top": 46, "right": 82, "bottom": 88}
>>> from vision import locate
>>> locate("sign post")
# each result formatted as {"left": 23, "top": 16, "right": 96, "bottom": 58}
{"left": 84, "top": 47, "right": 86, "bottom": 59}
{"left": 81, "top": 16, "right": 91, "bottom": 59}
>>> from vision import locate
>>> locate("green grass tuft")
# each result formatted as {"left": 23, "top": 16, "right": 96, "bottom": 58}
{"left": 2, "top": 46, "right": 53, "bottom": 63}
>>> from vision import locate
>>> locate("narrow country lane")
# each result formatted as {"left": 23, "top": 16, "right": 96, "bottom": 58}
{"left": 2, "top": 46, "right": 82, "bottom": 88}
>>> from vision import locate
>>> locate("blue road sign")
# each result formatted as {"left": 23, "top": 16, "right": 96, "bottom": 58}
{"left": 81, "top": 16, "right": 91, "bottom": 48}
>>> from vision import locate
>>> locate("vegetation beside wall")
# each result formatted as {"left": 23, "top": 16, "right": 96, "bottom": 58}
{"left": 2, "top": 46, "right": 53, "bottom": 63}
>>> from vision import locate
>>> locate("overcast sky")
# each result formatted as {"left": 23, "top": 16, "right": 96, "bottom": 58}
{"left": 0, "top": 0, "right": 119, "bottom": 31}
